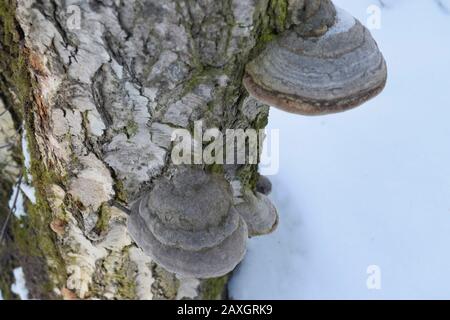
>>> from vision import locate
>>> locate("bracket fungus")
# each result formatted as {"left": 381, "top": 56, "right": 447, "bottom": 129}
{"left": 244, "top": 2, "right": 387, "bottom": 115}
{"left": 126, "top": 1, "right": 388, "bottom": 279}
{"left": 127, "top": 167, "right": 248, "bottom": 278}
{"left": 236, "top": 190, "right": 278, "bottom": 237}
{"left": 256, "top": 175, "right": 272, "bottom": 196}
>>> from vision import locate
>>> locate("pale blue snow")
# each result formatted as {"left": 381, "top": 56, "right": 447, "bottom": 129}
{"left": 8, "top": 183, "right": 26, "bottom": 219}
{"left": 230, "top": 0, "right": 450, "bottom": 299}
{"left": 11, "top": 267, "right": 29, "bottom": 300}
{"left": 20, "top": 183, "right": 36, "bottom": 205}
{"left": 21, "top": 124, "right": 31, "bottom": 174}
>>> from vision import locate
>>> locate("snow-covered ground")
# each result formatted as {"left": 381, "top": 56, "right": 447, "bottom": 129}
{"left": 11, "top": 267, "right": 29, "bottom": 300}
{"left": 230, "top": 0, "right": 450, "bottom": 299}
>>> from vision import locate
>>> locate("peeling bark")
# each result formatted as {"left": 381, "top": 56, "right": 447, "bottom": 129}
{"left": 0, "top": 0, "right": 311, "bottom": 299}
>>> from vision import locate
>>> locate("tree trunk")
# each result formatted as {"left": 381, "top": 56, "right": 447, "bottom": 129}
{"left": 0, "top": 0, "right": 293, "bottom": 300}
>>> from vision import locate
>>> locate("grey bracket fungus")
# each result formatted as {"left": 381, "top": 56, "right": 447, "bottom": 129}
{"left": 236, "top": 190, "right": 279, "bottom": 237}
{"left": 243, "top": 4, "right": 388, "bottom": 115}
{"left": 256, "top": 175, "right": 272, "bottom": 195}
{"left": 127, "top": 167, "right": 248, "bottom": 278}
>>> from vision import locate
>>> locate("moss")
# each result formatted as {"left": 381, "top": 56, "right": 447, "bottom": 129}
{"left": 114, "top": 179, "right": 127, "bottom": 202}
{"left": 0, "top": 252, "right": 17, "bottom": 299}
{"left": 89, "top": 250, "right": 137, "bottom": 299}
{"left": 125, "top": 119, "right": 139, "bottom": 138}
{"left": 207, "top": 163, "right": 224, "bottom": 175}
{"left": 0, "top": 280, "right": 13, "bottom": 300}
{"left": 254, "top": 109, "right": 269, "bottom": 130}
{"left": 182, "top": 70, "right": 205, "bottom": 95}
{"left": 259, "top": 32, "right": 275, "bottom": 44}
{"left": 115, "top": 250, "right": 137, "bottom": 299}
{"left": 115, "top": 271, "right": 137, "bottom": 299}
{"left": 21, "top": 194, "right": 67, "bottom": 288}
{"left": 269, "top": 0, "right": 289, "bottom": 33}
{"left": 0, "top": 0, "right": 67, "bottom": 298}
{"left": 0, "top": 1, "right": 31, "bottom": 117}
{"left": 116, "top": 275, "right": 136, "bottom": 299}
{"left": 151, "top": 263, "right": 180, "bottom": 299}
{"left": 0, "top": 174, "right": 18, "bottom": 299}
{"left": 181, "top": 66, "right": 223, "bottom": 96}
{"left": 3, "top": 187, "right": 66, "bottom": 299}
{"left": 237, "top": 164, "right": 259, "bottom": 191}
{"left": 93, "top": 204, "right": 111, "bottom": 235}
{"left": 201, "top": 275, "right": 229, "bottom": 300}
{"left": 247, "top": 0, "right": 290, "bottom": 62}
{"left": 229, "top": 0, "right": 285, "bottom": 193}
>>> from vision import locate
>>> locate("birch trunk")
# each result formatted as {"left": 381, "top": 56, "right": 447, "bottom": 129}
{"left": 0, "top": 0, "right": 293, "bottom": 299}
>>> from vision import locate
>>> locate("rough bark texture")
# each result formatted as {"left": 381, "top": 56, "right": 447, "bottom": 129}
{"left": 0, "top": 0, "right": 315, "bottom": 300}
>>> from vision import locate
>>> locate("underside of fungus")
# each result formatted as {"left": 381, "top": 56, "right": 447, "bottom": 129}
{"left": 244, "top": 2, "right": 387, "bottom": 115}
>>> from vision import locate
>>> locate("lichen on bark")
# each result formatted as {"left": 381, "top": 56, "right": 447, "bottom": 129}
{"left": 0, "top": 0, "right": 66, "bottom": 299}
{"left": 0, "top": 0, "right": 295, "bottom": 300}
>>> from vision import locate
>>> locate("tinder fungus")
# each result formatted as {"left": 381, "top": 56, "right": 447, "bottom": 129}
{"left": 244, "top": 3, "right": 387, "bottom": 115}
{"left": 127, "top": 167, "right": 248, "bottom": 278}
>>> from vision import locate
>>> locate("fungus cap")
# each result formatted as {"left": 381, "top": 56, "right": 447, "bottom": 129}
{"left": 244, "top": 7, "right": 387, "bottom": 115}
{"left": 128, "top": 210, "right": 248, "bottom": 278}
{"left": 236, "top": 190, "right": 278, "bottom": 237}
{"left": 127, "top": 167, "right": 248, "bottom": 278}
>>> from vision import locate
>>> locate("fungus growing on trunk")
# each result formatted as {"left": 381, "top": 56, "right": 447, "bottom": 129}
{"left": 256, "top": 175, "right": 272, "bottom": 196}
{"left": 127, "top": 167, "right": 248, "bottom": 278}
{"left": 127, "top": 0, "right": 389, "bottom": 280}
{"left": 236, "top": 190, "right": 278, "bottom": 237}
{"left": 244, "top": 1, "right": 387, "bottom": 115}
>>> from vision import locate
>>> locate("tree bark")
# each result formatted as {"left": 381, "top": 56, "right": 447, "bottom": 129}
{"left": 0, "top": 0, "right": 294, "bottom": 299}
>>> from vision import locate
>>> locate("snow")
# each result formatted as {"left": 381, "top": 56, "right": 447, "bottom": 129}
{"left": 7, "top": 179, "right": 36, "bottom": 219}
{"left": 21, "top": 125, "right": 31, "bottom": 173}
{"left": 11, "top": 267, "right": 29, "bottom": 300}
{"left": 19, "top": 122, "right": 37, "bottom": 205}
{"left": 8, "top": 183, "right": 26, "bottom": 219}
{"left": 20, "top": 183, "right": 36, "bottom": 205}
{"left": 230, "top": 0, "right": 450, "bottom": 299}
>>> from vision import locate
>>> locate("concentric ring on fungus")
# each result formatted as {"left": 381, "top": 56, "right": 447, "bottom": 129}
{"left": 244, "top": 7, "right": 387, "bottom": 115}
